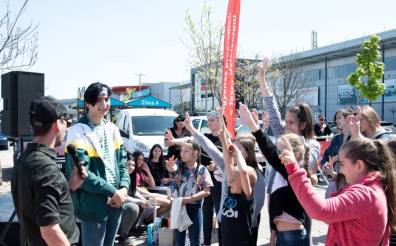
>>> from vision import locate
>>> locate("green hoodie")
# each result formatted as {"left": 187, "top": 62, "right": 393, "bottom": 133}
{"left": 65, "top": 116, "right": 130, "bottom": 221}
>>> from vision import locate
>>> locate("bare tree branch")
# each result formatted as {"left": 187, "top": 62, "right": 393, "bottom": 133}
{"left": 267, "top": 52, "right": 307, "bottom": 117}
{"left": 0, "top": 0, "right": 39, "bottom": 72}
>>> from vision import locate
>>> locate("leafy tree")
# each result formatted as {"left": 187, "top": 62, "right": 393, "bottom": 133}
{"left": 183, "top": 3, "right": 223, "bottom": 110}
{"left": 347, "top": 35, "right": 384, "bottom": 104}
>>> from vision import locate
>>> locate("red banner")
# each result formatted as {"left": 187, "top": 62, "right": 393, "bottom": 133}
{"left": 221, "top": 0, "right": 240, "bottom": 137}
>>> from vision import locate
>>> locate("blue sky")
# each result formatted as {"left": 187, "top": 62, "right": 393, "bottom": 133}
{"left": 5, "top": 0, "right": 396, "bottom": 99}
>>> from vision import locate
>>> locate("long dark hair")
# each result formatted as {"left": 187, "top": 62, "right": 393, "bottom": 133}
{"left": 288, "top": 103, "right": 314, "bottom": 139}
{"left": 127, "top": 152, "right": 137, "bottom": 195}
{"left": 342, "top": 138, "right": 396, "bottom": 231}
{"left": 149, "top": 144, "right": 165, "bottom": 164}
{"left": 333, "top": 108, "right": 354, "bottom": 122}
{"left": 132, "top": 150, "right": 149, "bottom": 180}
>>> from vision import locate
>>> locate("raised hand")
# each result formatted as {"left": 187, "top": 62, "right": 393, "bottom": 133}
{"left": 165, "top": 129, "right": 174, "bottom": 143}
{"left": 141, "top": 161, "right": 150, "bottom": 173}
{"left": 258, "top": 57, "right": 269, "bottom": 83}
{"left": 238, "top": 103, "right": 259, "bottom": 132}
{"left": 252, "top": 108, "right": 259, "bottom": 125}
{"left": 165, "top": 155, "right": 178, "bottom": 172}
{"left": 258, "top": 57, "right": 271, "bottom": 96}
{"left": 322, "top": 155, "right": 336, "bottom": 178}
{"left": 183, "top": 112, "right": 196, "bottom": 134}
{"left": 207, "top": 161, "right": 217, "bottom": 172}
{"left": 278, "top": 136, "right": 297, "bottom": 166}
{"left": 346, "top": 106, "right": 364, "bottom": 139}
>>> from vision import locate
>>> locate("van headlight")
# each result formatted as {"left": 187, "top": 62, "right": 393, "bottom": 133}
{"left": 134, "top": 139, "right": 150, "bottom": 152}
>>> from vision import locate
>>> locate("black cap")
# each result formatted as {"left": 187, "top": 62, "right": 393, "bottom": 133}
{"left": 29, "top": 96, "right": 70, "bottom": 127}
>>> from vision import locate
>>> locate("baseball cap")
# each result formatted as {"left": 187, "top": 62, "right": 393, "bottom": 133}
{"left": 29, "top": 96, "right": 70, "bottom": 127}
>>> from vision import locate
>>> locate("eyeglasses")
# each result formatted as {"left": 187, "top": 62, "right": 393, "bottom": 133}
{"left": 319, "top": 118, "right": 326, "bottom": 121}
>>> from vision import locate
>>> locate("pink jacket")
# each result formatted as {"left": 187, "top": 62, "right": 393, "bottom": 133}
{"left": 286, "top": 164, "right": 390, "bottom": 246}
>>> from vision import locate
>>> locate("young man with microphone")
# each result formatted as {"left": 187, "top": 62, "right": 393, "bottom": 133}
{"left": 11, "top": 96, "right": 85, "bottom": 246}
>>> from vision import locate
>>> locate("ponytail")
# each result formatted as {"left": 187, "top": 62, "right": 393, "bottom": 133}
{"left": 343, "top": 138, "right": 396, "bottom": 231}
{"left": 374, "top": 141, "right": 396, "bottom": 231}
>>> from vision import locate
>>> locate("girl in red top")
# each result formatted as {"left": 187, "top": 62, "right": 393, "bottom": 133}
{"left": 279, "top": 135, "right": 396, "bottom": 245}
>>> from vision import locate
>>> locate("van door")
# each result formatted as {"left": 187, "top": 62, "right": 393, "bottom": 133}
{"left": 122, "top": 114, "right": 134, "bottom": 154}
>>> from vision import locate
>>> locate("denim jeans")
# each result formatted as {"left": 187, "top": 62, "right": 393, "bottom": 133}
{"left": 174, "top": 204, "right": 202, "bottom": 246}
{"left": 119, "top": 202, "right": 143, "bottom": 237}
{"left": 276, "top": 228, "right": 309, "bottom": 246}
{"left": 80, "top": 206, "right": 123, "bottom": 246}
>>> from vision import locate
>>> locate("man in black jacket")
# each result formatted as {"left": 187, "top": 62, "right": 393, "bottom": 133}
{"left": 11, "top": 96, "right": 84, "bottom": 246}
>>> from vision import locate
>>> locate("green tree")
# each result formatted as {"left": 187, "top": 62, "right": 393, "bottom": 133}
{"left": 347, "top": 35, "right": 384, "bottom": 104}
{"left": 183, "top": 3, "right": 224, "bottom": 110}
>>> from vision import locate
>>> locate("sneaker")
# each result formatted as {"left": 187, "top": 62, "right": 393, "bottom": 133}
{"left": 118, "top": 235, "right": 136, "bottom": 246}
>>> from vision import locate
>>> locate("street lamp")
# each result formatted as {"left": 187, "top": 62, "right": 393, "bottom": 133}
{"left": 135, "top": 73, "right": 146, "bottom": 90}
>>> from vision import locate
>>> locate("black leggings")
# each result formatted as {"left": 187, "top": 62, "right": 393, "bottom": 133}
{"left": 202, "top": 180, "right": 222, "bottom": 245}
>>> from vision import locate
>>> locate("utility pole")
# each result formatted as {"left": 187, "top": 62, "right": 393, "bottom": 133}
{"left": 135, "top": 73, "right": 146, "bottom": 90}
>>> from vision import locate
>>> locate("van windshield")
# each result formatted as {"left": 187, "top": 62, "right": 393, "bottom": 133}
{"left": 131, "top": 116, "right": 175, "bottom": 136}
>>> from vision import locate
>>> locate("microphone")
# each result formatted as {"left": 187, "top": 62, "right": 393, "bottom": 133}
{"left": 67, "top": 144, "right": 84, "bottom": 178}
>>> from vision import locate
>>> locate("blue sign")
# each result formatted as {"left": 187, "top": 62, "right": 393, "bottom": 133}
{"left": 127, "top": 95, "right": 171, "bottom": 108}
{"left": 77, "top": 97, "right": 124, "bottom": 107}
{"left": 131, "top": 88, "right": 151, "bottom": 99}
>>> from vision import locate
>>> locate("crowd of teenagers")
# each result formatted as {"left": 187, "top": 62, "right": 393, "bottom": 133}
{"left": 11, "top": 62, "right": 396, "bottom": 246}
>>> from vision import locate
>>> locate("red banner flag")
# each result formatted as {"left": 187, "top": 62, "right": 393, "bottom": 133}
{"left": 221, "top": 0, "right": 240, "bottom": 137}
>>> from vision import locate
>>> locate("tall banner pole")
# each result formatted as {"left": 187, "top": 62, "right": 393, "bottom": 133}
{"left": 221, "top": 0, "right": 240, "bottom": 137}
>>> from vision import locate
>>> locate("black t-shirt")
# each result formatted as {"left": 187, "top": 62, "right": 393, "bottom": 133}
{"left": 220, "top": 191, "right": 254, "bottom": 246}
{"left": 314, "top": 123, "right": 332, "bottom": 139}
{"left": 165, "top": 127, "right": 191, "bottom": 159}
{"left": 147, "top": 159, "right": 168, "bottom": 186}
{"left": 11, "top": 143, "right": 79, "bottom": 245}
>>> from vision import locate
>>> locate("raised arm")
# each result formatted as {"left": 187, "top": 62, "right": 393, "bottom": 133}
{"left": 183, "top": 112, "right": 225, "bottom": 170}
{"left": 239, "top": 103, "right": 288, "bottom": 178}
{"left": 278, "top": 136, "right": 373, "bottom": 223}
{"left": 230, "top": 144, "right": 256, "bottom": 200}
{"left": 218, "top": 120, "right": 234, "bottom": 186}
{"left": 258, "top": 58, "right": 284, "bottom": 137}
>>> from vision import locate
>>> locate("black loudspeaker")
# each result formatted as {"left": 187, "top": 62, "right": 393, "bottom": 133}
{"left": 1, "top": 71, "right": 44, "bottom": 137}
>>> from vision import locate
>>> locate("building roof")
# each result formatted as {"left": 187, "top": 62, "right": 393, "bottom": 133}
{"left": 284, "top": 28, "right": 396, "bottom": 65}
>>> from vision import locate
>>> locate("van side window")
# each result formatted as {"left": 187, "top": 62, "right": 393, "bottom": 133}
{"left": 200, "top": 119, "right": 210, "bottom": 134}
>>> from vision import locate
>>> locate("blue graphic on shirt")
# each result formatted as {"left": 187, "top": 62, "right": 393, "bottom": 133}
{"left": 222, "top": 196, "right": 238, "bottom": 218}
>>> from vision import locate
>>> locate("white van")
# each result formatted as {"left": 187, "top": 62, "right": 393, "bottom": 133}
{"left": 116, "top": 108, "right": 178, "bottom": 157}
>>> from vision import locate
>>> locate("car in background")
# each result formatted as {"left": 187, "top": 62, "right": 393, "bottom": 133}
{"left": 0, "top": 131, "right": 9, "bottom": 150}
{"left": 381, "top": 121, "right": 396, "bottom": 135}
{"left": 116, "top": 108, "right": 178, "bottom": 157}
{"left": 191, "top": 115, "right": 211, "bottom": 134}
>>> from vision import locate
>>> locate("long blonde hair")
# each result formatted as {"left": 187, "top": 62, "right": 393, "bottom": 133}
{"left": 282, "top": 133, "right": 314, "bottom": 183}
